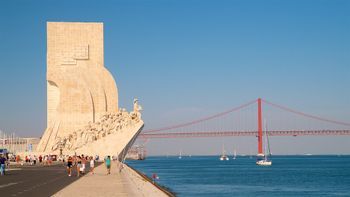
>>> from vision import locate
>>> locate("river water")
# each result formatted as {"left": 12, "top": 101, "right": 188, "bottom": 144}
{"left": 127, "top": 155, "right": 350, "bottom": 196}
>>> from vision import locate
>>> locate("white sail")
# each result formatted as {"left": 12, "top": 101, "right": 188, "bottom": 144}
{"left": 256, "top": 120, "right": 272, "bottom": 166}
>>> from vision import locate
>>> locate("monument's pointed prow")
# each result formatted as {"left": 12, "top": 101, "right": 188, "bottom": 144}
{"left": 36, "top": 22, "right": 144, "bottom": 159}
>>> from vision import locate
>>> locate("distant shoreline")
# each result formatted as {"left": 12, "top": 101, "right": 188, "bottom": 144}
{"left": 144, "top": 154, "right": 350, "bottom": 157}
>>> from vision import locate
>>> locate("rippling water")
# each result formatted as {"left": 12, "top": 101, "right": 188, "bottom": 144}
{"left": 127, "top": 155, "right": 350, "bottom": 196}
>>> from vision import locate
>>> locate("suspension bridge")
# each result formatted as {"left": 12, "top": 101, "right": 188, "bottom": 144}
{"left": 138, "top": 98, "right": 350, "bottom": 155}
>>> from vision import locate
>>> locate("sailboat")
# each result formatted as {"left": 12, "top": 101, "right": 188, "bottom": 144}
{"left": 256, "top": 121, "right": 272, "bottom": 166}
{"left": 178, "top": 150, "right": 182, "bottom": 159}
{"left": 233, "top": 148, "right": 237, "bottom": 160}
{"left": 220, "top": 144, "right": 229, "bottom": 161}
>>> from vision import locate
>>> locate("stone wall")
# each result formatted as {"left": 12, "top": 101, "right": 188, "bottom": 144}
{"left": 37, "top": 22, "right": 120, "bottom": 152}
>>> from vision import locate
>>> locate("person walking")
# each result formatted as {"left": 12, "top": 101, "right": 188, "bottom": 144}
{"left": 33, "top": 155, "right": 37, "bottom": 165}
{"left": 89, "top": 156, "right": 95, "bottom": 174}
{"left": 81, "top": 155, "right": 86, "bottom": 174}
{"left": 67, "top": 156, "right": 73, "bottom": 176}
{"left": 48, "top": 155, "right": 52, "bottom": 166}
{"left": 76, "top": 156, "right": 81, "bottom": 177}
{"left": 29, "top": 155, "right": 33, "bottom": 165}
{"left": 39, "top": 155, "right": 42, "bottom": 164}
{"left": 16, "top": 155, "right": 20, "bottom": 164}
{"left": 0, "top": 155, "right": 7, "bottom": 175}
{"left": 43, "top": 155, "right": 47, "bottom": 165}
{"left": 105, "top": 156, "right": 111, "bottom": 175}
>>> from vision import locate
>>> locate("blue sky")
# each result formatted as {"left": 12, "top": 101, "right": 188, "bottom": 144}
{"left": 0, "top": 0, "right": 349, "bottom": 154}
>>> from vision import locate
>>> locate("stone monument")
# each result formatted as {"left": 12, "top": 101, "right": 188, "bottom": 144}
{"left": 36, "top": 22, "right": 144, "bottom": 159}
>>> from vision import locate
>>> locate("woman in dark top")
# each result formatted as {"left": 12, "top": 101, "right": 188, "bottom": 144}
{"left": 67, "top": 156, "right": 73, "bottom": 176}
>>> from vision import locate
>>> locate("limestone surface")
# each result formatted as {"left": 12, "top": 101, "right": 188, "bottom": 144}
{"left": 36, "top": 22, "right": 143, "bottom": 157}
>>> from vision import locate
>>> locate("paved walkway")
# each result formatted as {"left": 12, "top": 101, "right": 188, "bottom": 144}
{"left": 53, "top": 161, "right": 169, "bottom": 197}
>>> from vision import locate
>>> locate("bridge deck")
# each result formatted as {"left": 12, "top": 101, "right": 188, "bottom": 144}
{"left": 140, "top": 130, "right": 350, "bottom": 138}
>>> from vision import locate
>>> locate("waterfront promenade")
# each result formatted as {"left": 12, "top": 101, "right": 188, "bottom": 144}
{"left": 54, "top": 161, "right": 169, "bottom": 197}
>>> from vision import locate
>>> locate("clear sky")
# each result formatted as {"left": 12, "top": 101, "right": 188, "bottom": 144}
{"left": 0, "top": 0, "right": 349, "bottom": 155}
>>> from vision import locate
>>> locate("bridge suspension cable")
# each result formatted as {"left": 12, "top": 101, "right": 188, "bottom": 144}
{"left": 262, "top": 99, "right": 350, "bottom": 127}
{"left": 142, "top": 99, "right": 257, "bottom": 133}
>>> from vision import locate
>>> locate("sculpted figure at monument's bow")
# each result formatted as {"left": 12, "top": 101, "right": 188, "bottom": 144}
{"left": 36, "top": 22, "right": 144, "bottom": 158}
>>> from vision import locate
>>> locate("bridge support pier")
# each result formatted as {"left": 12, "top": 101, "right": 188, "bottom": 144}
{"left": 258, "top": 98, "right": 263, "bottom": 156}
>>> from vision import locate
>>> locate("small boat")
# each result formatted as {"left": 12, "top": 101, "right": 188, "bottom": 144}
{"left": 220, "top": 155, "right": 229, "bottom": 161}
{"left": 220, "top": 144, "right": 229, "bottom": 161}
{"left": 256, "top": 121, "right": 272, "bottom": 166}
{"left": 233, "top": 149, "right": 237, "bottom": 160}
{"left": 256, "top": 157, "right": 272, "bottom": 166}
